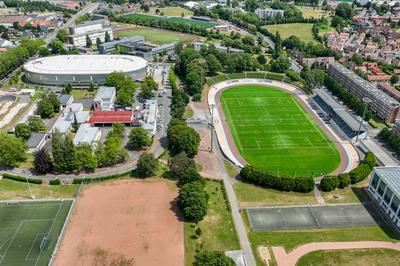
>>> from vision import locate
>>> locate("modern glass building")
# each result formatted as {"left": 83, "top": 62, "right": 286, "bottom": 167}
{"left": 368, "top": 167, "right": 400, "bottom": 228}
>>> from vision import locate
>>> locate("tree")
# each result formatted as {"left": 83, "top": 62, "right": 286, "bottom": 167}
{"left": 48, "top": 92, "right": 61, "bottom": 113}
{"left": 0, "top": 133, "right": 27, "bottom": 167}
{"left": 320, "top": 176, "right": 339, "bottom": 192}
{"left": 112, "top": 123, "right": 125, "bottom": 137}
{"left": 64, "top": 82, "right": 73, "bottom": 94}
{"left": 137, "top": 152, "right": 158, "bottom": 178}
{"left": 206, "top": 54, "right": 222, "bottom": 75}
{"left": 28, "top": 116, "right": 46, "bottom": 132}
{"left": 141, "top": 83, "right": 154, "bottom": 100}
{"left": 72, "top": 113, "right": 79, "bottom": 132}
{"left": 186, "top": 71, "right": 203, "bottom": 95}
{"left": 167, "top": 125, "right": 200, "bottom": 157}
{"left": 178, "top": 167, "right": 204, "bottom": 187}
{"left": 257, "top": 54, "right": 267, "bottom": 65}
{"left": 48, "top": 39, "right": 65, "bottom": 54}
{"left": 88, "top": 82, "right": 96, "bottom": 92}
{"left": 52, "top": 133, "right": 78, "bottom": 172}
{"left": 363, "top": 151, "right": 376, "bottom": 170}
{"left": 177, "top": 181, "right": 208, "bottom": 223}
{"left": 86, "top": 35, "right": 92, "bottom": 48}
{"left": 270, "top": 56, "right": 290, "bottom": 73}
{"left": 56, "top": 29, "right": 68, "bottom": 43}
{"left": 273, "top": 31, "right": 282, "bottom": 59}
{"left": 39, "top": 46, "right": 51, "bottom": 57}
{"left": 127, "top": 127, "right": 151, "bottom": 150}
{"left": 169, "top": 152, "right": 196, "bottom": 177}
{"left": 244, "top": 0, "right": 258, "bottom": 12}
{"left": 351, "top": 53, "right": 363, "bottom": 66}
{"left": 391, "top": 74, "right": 399, "bottom": 85}
{"left": 337, "top": 173, "right": 350, "bottom": 189}
{"left": 96, "top": 37, "right": 101, "bottom": 47}
{"left": 33, "top": 147, "right": 53, "bottom": 174}
{"left": 335, "top": 3, "right": 354, "bottom": 19}
{"left": 75, "top": 144, "right": 98, "bottom": 171}
{"left": 37, "top": 97, "right": 55, "bottom": 118}
{"left": 15, "top": 123, "right": 32, "bottom": 140}
{"left": 193, "top": 251, "right": 235, "bottom": 266}
{"left": 105, "top": 31, "right": 111, "bottom": 42}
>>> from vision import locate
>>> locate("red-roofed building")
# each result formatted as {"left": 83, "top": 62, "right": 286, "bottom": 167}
{"left": 367, "top": 75, "right": 391, "bottom": 82}
{"left": 395, "top": 69, "right": 400, "bottom": 75}
{"left": 89, "top": 110, "right": 141, "bottom": 126}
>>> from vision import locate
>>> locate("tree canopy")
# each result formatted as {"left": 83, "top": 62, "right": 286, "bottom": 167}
{"left": 0, "top": 133, "right": 27, "bottom": 167}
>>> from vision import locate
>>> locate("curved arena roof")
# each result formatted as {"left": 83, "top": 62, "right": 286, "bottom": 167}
{"left": 24, "top": 55, "right": 148, "bottom": 75}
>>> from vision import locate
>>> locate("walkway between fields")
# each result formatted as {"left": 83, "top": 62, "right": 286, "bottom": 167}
{"left": 272, "top": 241, "right": 400, "bottom": 266}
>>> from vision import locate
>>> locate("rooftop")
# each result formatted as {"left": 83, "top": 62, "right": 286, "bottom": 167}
{"left": 374, "top": 167, "right": 400, "bottom": 196}
{"left": 73, "top": 123, "right": 100, "bottom": 146}
{"left": 24, "top": 55, "right": 148, "bottom": 75}
{"left": 94, "top": 86, "right": 116, "bottom": 102}
{"left": 27, "top": 132, "right": 47, "bottom": 149}
{"left": 89, "top": 110, "right": 135, "bottom": 124}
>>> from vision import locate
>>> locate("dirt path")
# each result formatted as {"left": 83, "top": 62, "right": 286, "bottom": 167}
{"left": 194, "top": 127, "right": 221, "bottom": 179}
{"left": 54, "top": 179, "right": 184, "bottom": 266}
{"left": 272, "top": 241, "right": 400, "bottom": 266}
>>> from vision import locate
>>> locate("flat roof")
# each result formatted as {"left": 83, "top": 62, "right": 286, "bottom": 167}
{"left": 89, "top": 110, "right": 134, "bottom": 124}
{"left": 374, "top": 167, "right": 400, "bottom": 196}
{"left": 94, "top": 86, "right": 116, "bottom": 102}
{"left": 24, "top": 55, "right": 148, "bottom": 75}
{"left": 73, "top": 123, "right": 100, "bottom": 146}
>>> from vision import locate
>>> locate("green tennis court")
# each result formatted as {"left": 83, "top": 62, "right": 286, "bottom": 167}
{"left": 0, "top": 200, "right": 73, "bottom": 266}
{"left": 220, "top": 85, "right": 341, "bottom": 176}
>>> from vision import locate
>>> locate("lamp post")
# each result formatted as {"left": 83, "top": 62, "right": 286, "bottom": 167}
{"left": 355, "top": 97, "right": 371, "bottom": 143}
{"left": 26, "top": 174, "right": 35, "bottom": 199}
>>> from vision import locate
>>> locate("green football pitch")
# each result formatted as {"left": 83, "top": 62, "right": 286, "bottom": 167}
{"left": 0, "top": 200, "right": 73, "bottom": 266}
{"left": 221, "top": 85, "right": 341, "bottom": 176}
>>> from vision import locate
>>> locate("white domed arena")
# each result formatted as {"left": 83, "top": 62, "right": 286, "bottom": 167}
{"left": 24, "top": 54, "right": 148, "bottom": 86}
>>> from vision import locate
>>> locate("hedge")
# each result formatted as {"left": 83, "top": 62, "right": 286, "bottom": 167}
{"left": 349, "top": 163, "right": 372, "bottom": 184}
{"left": 337, "top": 173, "right": 350, "bottom": 188}
{"left": 2, "top": 173, "right": 42, "bottom": 184}
{"left": 49, "top": 178, "right": 61, "bottom": 185}
{"left": 72, "top": 171, "right": 131, "bottom": 184}
{"left": 240, "top": 165, "right": 315, "bottom": 193}
{"left": 363, "top": 151, "right": 376, "bottom": 169}
{"left": 320, "top": 176, "right": 339, "bottom": 192}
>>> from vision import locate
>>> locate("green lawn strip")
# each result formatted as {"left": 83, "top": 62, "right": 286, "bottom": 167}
{"left": 220, "top": 85, "right": 340, "bottom": 176}
{"left": 0, "top": 179, "right": 79, "bottom": 200}
{"left": 322, "top": 184, "right": 369, "bottom": 204}
{"left": 249, "top": 226, "right": 399, "bottom": 253}
{"left": 114, "top": 26, "right": 196, "bottom": 44}
{"left": 0, "top": 200, "right": 73, "bottom": 266}
{"left": 71, "top": 89, "right": 96, "bottom": 100}
{"left": 183, "top": 105, "right": 194, "bottom": 119}
{"left": 184, "top": 180, "right": 239, "bottom": 265}
{"left": 234, "top": 181, "right": 316, "bottom": 207}
{"left": 263, "top": 23, "right": 316, "bottom": 43}
{"left": 224, "top": 160, "right": 239, "bottom": 178}
{"left": 297, "top": 248, "right": 400, "bottom": 266}
{"left": 299, "top": 7, "right": 330, "bottom": 19}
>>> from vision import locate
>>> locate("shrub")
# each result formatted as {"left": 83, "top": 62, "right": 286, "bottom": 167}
{"left": 320, "top": 176, "right": 339, "bottom": 192}
{"left": 363, "top": 151, "right": 376, "bottom": 170}
{"left": 349, "top": 163, "right": 371, "bottom": 184}
{"left": 239, "top": 165, "right": 314, "bottom": 193}
{"left": 192, "top": 93, "right": 201, "bottom": 102}
{"left": 49, "top": 178, "right": 61, "bottom": 185}
{"left": 193, "top": 250, "right": 235, "bottom": 266}
{"left": 2, "top": 173, "right": 42, "bottom": 184}
{"left": 337, "top": 173, "right": 350, "bottom": 188}
{"left": 72, "top": 171, "right": 130, "bottom": 184}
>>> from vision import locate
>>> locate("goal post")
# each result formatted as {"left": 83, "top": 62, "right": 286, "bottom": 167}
{"left": 39, "top": 235, "right": 51, "bottom": 252}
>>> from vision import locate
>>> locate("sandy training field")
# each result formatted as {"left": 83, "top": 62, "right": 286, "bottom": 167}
{"left": 54, "top": 179, "right": 183, "bottom": 266}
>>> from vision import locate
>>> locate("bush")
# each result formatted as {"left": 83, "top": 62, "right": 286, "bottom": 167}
{"left": 2, "top": 173, "right": 42, "bottom": 184}
{"left": 136, "top": 152, "right": 158, "bottom": 178}
{"left": 320, "top": 176, "right": 339, "bottom": 192}
{"left": 193, "top": 250, "right": 235, "bottom": 266}
{"left": 49, "top": 178, "right": 61, "bottom": 185}
{"left": 349, "top": 163, "right": 371, "bottom": 184}
{"left": 337, "top": 173, "right": 350, "bottom": 188}
{"left": 239, "top": 165, "right": 314, "bottom": 193}
{"left": 363, "top": 151, "right": 376, "bottom": 170}
{"left": 192, "top": 93, "right": 201, "bottom": 102}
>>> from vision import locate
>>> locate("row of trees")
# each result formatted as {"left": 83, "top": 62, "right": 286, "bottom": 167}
{"left": 320, "top": 152, "right": 376, "bottom": 192}
{"left": 240, "top": 165, "right": 315, "bottom": 193}
{"left": 105, "top": 72, "right": 138, "bottom": 107}
{"left": 4, "top": 0, "right": 76, "bottom": 14}
{"left": 0, "top": 38, "right": 44, "bottom": 80}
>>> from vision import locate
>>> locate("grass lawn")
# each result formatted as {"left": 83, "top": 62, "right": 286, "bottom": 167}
{"left": 297, "top": 248, "right": 400, "bottom": 266}
{"left": 234, "top": 181, "right": 316, "bottom": 207}
{"left": 0, "top": 179, "right": 79, "bottom": 200}
{"left": 322, "top": 181, "right": 369, "bottom": 204}
{"left": 114, "top": 26, "right": 197, "bottom": 45}
{"left": 71, "top": 89, "right": 96, "bottom": 100}
{"left": 249, "top": 226, "right": 399, "bottom": 253}
{"left": 0, "top": 200, "right": 73, "bottom": 265}
{"left": 183, "top": 105, "right": 194, "bottom": 119}
{"left": 149, "top": 6, "right": 193, "bottom": 17}
{"left": 224, "top": 160, "right": 239, "bottom": 178}
{"left": 263, "top": 23, "right": 315, "bottom": 43}
{"left": 299, "top": 7, "right": 331, "bottom": 19}
{"left": 185, "top": 180, "right": 239, "bottom": 265}
{"left": 220, "top": 85, "right": 341, "bottom": 176}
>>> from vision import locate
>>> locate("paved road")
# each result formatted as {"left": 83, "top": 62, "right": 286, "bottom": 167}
{"left": 212, "top": 128, "right": 257, "bottom": 266}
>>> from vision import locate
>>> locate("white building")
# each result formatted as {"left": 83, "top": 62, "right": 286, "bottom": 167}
{"left": 141, "top": 99, "right": 158, "bottom": 136}
{"left": 368, "top": 167, "right": 400, "bottom": 229}
{"left": 93, "top": 86, "right": 116, "bottom": 111}
{"left": 73, "top": 123, "right": 101, "bottom": 148}
{"left": 68, "top": 19, "right": 113, "bottom": 47}
{"left": 255, "top": 8, "right": 284, "bottom": 19}
{"left": 184, "top": 1, "right": 201, "bottom": 9}
{"left": 52, "top": 103, "right": 89, "bottom": 134}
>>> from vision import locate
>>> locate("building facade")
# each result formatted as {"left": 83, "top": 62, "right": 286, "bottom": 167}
{"left": 255, "top": 8, "right": 284, "bottom": 19}
{"left": 68, "top": 19, "right": 113, "bottom": 47}
{"left": 368, "top": 167, "right": 400, "bottom": 229}
{"left": 328, "top": 62, "right": 400, "bottom": 123}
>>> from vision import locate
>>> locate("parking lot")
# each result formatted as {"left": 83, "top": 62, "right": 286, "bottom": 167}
{"left": 246, "top": 203, "right": 385, "bottom": 231}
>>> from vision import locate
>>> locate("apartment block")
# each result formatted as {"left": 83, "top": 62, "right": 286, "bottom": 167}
{"left": 68, "top": 19, "right": 113, "bottom": 47}
{"left": 328, "top": 62, "right": 400, "bottom": 123}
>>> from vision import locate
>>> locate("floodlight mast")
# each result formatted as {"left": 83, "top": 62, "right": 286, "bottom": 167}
{"left": 355, "top": 97, "right": 371, "bottom": 143}
{"left": 26, "top": 175, "right": 35, "bottom": 199}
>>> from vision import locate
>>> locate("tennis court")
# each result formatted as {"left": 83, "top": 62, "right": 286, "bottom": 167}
{"left": 0, "top": 200, "right": 73, "bottom": 266}
{"left": 246, "top": 203, "right": 385, "bottom": 231}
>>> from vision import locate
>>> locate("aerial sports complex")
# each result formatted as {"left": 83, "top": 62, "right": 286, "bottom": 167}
{"left": 208, "top": 79, "right": 358, "bottom": 177}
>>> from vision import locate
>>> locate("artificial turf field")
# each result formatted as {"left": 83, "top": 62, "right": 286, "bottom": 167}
{"left": 0, "top": 200, "right": 73, "bottom": 266}
{"left": 221, "top": 85, "right": 341, "bottom": 176}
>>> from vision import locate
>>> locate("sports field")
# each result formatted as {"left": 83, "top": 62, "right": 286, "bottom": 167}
{"left": 220, "top": 85, "right": 341, "bottom": 176}
{"left": 114, "top": 26, "right": 197, "bottom": 44}
{"left": 263, "top": 23, "right": 316, "bottom": 43}
{"left": 0, "top": 200, "right": 73, "bottom": 266}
